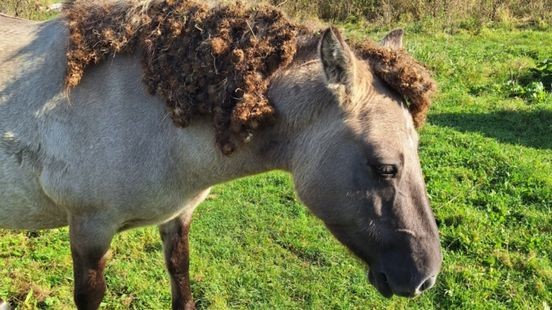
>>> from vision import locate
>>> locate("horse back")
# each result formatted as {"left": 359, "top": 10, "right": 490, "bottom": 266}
{"left": 0, "top": 13, "right": 40, "bottom": 59}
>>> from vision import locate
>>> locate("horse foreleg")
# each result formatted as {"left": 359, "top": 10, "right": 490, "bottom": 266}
{"left": 159, "top": 215, "right": 195, "bottom": 310}
{"left": 69, "top": 217, "right": 115, "bottom": 310}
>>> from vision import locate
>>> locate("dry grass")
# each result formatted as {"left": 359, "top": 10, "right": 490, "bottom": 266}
{"left": 266, "top": 0, "right": 551, "bottom": 25}
{"left": 2, "top": 0, "right": 550, "bottom": 26}
{"left": 0, "top": 0, "right": 57, "bottom": 20}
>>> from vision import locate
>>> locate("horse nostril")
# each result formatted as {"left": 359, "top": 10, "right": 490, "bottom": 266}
{"left": 419, "top": 275, "right": 436, "bottom": 292}
{"left": 379, "top": 272, "right": 389, "bottom": 285}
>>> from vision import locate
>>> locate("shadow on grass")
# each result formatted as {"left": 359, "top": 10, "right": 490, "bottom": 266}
{"left": 429, "top": 109, "right": 552, "bottom": 149}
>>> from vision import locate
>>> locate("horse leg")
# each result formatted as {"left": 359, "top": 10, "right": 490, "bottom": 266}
{"left": 69, "top": 217, "right": 115, "bottom": 310}
{"left": 159, "top": 214, "right": 194, "bottom": 310}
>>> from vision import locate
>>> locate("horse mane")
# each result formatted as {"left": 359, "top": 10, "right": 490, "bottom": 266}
{"left": 62, "top": 0, "right": 435, "bottom": 154}
{"left": 64, "top": 0, "right": 299, "bottom": 154}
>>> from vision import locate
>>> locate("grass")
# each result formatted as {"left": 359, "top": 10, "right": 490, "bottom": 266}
{"left": 0, "top": 13, "right": 551, "bottom": 310}
{"left": 266, "top": 0, "right": 551, "bottom": 28}
{"left": 0, "top": 0, "right": 58, "bottom": 21}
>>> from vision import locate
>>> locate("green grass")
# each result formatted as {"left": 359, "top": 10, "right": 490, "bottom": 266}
{"left": 1, "top": 23, "right": 551, "bottom": 309}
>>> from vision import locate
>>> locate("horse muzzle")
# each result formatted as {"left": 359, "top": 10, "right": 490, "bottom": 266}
{"left": 368, "top": 269, "right": 438, "bottom": 298}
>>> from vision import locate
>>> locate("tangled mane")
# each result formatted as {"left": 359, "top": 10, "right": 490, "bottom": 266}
{"left": 63, "top": 0, "right": 435, "bottom": 154}
{"left": 353, "top": 41, "right": 436, "bottom": 128}
{"left": 64, "top": 0, "right": 299, "bottom": 154}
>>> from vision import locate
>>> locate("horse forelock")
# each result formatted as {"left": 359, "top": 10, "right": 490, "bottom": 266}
{"left": 352, "top": 41, "right": 437, "bottom": 128}
{"left": 290, "top": 33, "right": 436, "bottom": 129}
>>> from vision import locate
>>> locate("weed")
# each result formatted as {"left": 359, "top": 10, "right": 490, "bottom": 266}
{"left": 505, "top": 58, "right": 552, "bottom": 104}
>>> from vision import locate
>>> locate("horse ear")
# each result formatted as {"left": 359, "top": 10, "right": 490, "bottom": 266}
{"left": 380, "top": 29, "right": 404, "bottom": 50}
{"left": 319, "top": 27, "right": 354, "bottom": 85}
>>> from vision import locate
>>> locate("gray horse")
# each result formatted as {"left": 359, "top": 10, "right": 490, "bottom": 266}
{"left": 0, "top": 6, "right": 441, "bottom": 310}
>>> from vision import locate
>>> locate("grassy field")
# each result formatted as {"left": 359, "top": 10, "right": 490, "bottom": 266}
{"left": 1, "top": 7, "right": 551, "bottom": 310}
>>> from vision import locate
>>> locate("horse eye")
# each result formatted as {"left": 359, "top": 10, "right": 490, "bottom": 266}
{"left": 375, "top": 164, "right": 398, "bottom": 178}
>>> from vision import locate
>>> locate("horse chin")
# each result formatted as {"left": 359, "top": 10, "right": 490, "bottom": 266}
{"left": 368, "top": 270, "right": 394, "bottom": 298}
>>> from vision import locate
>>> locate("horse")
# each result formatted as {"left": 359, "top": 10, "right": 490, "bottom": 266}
{"left": 0, "top": 1, "right": 442, "bottom": 309}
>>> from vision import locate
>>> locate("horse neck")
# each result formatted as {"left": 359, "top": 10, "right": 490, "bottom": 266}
{"left": 177, "top": 62, "right": 333, "bottom": 189}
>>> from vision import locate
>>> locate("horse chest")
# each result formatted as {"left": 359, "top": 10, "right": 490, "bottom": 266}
{"left": 0, "top": 149, "right": 67, "bottom": 230}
